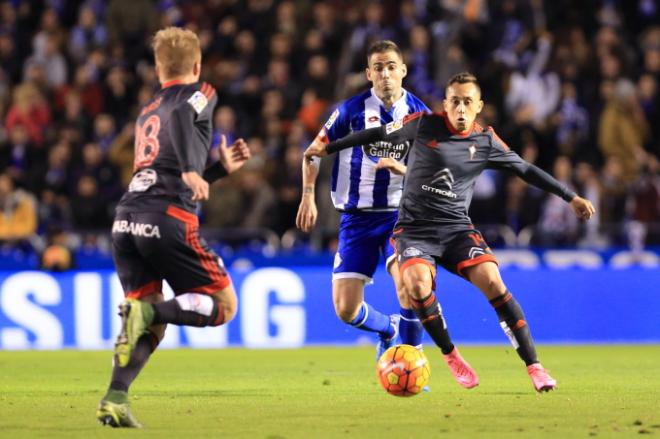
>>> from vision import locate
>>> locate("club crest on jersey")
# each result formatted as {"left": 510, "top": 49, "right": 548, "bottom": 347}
{"left": 468, "top": 144, "right": 477, "bottom": 160}
{"left": 187, "top": 91, "right": 208, "bottom": 114}
{"left": 385, "top": 119, "right": 404, "bottom": 134}
{"left": 363, "top": 140, "right": 410, "bottom": 163}
{"left": 325, "top": 108, "right": 340, "bottom": 130}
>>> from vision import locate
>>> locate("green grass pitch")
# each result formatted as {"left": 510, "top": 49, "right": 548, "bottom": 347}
{"left": 1, "top": 345, "right": 659, "bottom": 438}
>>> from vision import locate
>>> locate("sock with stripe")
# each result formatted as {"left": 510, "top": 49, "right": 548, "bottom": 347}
{"left": 399, "top": 307, "right": 423, "bottom": 347}
{"left": 490, "top": 291, "right": 538, "bottom": 366}
{"left": 411, "top": 292, "right": 454, "bottom": 354}
{"left": 152, "top": 293, "right": 225, "bottom": 327}
{"left": 107, "top": 330, "right": 160, "bottom": 396}
{"left": 348, "top": 302, "right": 395, "bottom": 338}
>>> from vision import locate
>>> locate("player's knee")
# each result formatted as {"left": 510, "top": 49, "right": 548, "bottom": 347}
{"left": 219, "top": 300, "right": 237, "bottom": 325}
{"left": 334, "top": 302, "right": 359, "bottom": 323}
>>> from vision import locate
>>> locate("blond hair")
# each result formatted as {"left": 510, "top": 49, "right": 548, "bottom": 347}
{"left": 152, "top": 27, "right": 201, "bottom": 79}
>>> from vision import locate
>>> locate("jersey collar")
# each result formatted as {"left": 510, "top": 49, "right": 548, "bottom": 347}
{"left": 161, "top": 79, "right": 185, "bottom": 89}
{"left": 441, "top": 112, "right": 474, "bottom": 137}
{"left": 370, "top": 87, "right": 408, "bottom": 113}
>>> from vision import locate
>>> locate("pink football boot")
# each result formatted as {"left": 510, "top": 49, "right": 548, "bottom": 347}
{"left": 527, "top": 363, "right": 557, "bottom": 392}
{"left": 443, "top": 347, "right": 479, "bottom": 389}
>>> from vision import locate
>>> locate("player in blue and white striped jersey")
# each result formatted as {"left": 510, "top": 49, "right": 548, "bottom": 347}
{"left": 296, "top": 41, "right": 448, "bottom": 364}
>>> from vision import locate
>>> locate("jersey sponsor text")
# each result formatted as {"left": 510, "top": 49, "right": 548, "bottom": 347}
{"left": 112, "top": 220, "right": 162, "bottom": 238}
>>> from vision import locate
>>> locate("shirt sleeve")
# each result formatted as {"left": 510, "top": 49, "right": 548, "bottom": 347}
{"left": 170, "top": 83, "right": 218, "bottom": 173}
{"left": 202, "top": 161, "right": 228, "bottom": 183}
{"left": 326, "top": 112, "right": 424, "bottom": 154}
{"left": 486, "top": 127, "right": 576, "bottom": 202}
{"left": 323, "top": 105, "right": 351, "bottom": 142}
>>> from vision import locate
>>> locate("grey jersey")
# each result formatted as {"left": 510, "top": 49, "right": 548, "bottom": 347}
{"left": 325, "top": 111, "right": 576, "bottom": 234}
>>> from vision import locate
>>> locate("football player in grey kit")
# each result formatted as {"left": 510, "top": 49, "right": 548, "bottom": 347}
{"left": 305, "top": 72, "right": 595, "bottom": 392}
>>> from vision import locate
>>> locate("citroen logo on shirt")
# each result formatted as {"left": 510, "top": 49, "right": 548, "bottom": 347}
{"left": 430, "top": 168, "right": 455, "bottom": 190}
{"left": 422, "top": 168, "right": 458, "bottom": 198}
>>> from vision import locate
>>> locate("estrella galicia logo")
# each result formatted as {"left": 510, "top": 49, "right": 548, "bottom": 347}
{"left": 422, "top": 168, "right": 458, "bottom": 198}
{"left": 362, "top": 140, "right": 410, "bottom": 163}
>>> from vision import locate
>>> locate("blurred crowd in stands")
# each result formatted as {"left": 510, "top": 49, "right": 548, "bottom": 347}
{"left": 0, "top": 0, "right": 659, "bottom": 270}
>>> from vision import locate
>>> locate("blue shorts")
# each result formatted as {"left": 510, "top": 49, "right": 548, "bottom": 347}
{"left": 333, "top": 211, "right": 398, "bottom": 283}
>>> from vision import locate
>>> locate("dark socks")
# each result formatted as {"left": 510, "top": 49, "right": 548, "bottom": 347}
{"left": 411, "top": 292, "right": 454, "bottom": 354}
{"left": 490, "top": 291, "right": 538, "bottom": 366}
{"left": 152, "top": 294, "right": 224, "bottom": 327}
{"left": 107, "top": 331, "right": 159, "bottom": 396}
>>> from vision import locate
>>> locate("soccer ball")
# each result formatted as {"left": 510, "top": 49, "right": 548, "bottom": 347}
{"left": 376, "top": 344, "right": 431, "bottom": 397}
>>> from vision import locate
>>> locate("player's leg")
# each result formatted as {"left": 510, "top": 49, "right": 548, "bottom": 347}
{"left": 333, "top": 213, "right": 399, "bottom": 358}
{"left": 332, "top": 278, "right": 398, "bottom": 354}
{"left": 98, "top": 220, "right": 165, "bottom": 428}
{"left": 149, "top": 281, "right": 236, "bottom": 328}
{"left": 387, "top": 256, "right": 423, "bottom": 348}
{"left": 99, "top": 292, "right": 165, "bottom": 428}
{"left": 129, "top": 208, "right": 236, "bottom": 329}
{"left": 398, "top": 233, "right": 479, "bottom": 389}
{"left": 463, "top": 261, "right": 556, "bottom": 391}
{"left": 455, "top": 230, "right": 556, "bottom": 392}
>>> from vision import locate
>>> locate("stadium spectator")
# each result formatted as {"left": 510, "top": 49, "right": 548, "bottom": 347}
{"left": 105, "top": 0, "right": 158, "bottom": 65}
{"left": 68, "top": 5, "right": 108, "bottom": 63}
{"left": 39, "top": 227, "right": 74, "bottom": 271}
{"left": 5, "top": 82, "right": 51, "bottom": 146}
{"left": 537, "top": 156, "right": 580, "bottom": 245}
{"left": 0, "top": 172, "right": 37, "bottom": 243}
{"left": 598, "top": 78, "right": 650, "bottom": 184}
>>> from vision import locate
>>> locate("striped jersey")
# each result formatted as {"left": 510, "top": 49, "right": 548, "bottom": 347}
{"left": 319, "top": 88, "right": 429, "bottom": 212}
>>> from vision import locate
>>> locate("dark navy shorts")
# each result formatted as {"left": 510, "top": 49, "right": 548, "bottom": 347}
{"left": 393, "top": 227, "right": 497, "bottom": 278}
{"left": 333, "top": 211, "right": 398, "bottom": 283}
{"left": 111, "top": 205, "right": 231, "bottom": 299}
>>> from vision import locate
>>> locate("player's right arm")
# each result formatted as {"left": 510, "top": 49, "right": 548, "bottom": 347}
{"left": 296, "top": 106, "right": 350, "bottom": 232}
{"left": 304, "top": 112, "right": 423, "bottom": 160}
{"left": 295, "top": 156, "right": 320, "bottom": 232}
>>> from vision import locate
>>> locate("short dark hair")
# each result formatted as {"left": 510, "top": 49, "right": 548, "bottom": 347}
{"left": 446, "top": 72, "right": 481, "bottom": 95}
{"left": 366, "top": 40, "right": 403, "bottom": 62}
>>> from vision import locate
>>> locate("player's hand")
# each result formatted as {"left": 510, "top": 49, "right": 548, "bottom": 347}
{"left": 219, "top": 135, "right": 251, "bottom": 174}
{"left": 182, "top": 171, "right": 209, "bottom": 201}
{"left": 303, "top": 139, "right": 328, "bottom": 161}
{"left": 296, "top": 191, "right": 318, "bottom": 232}
{"left": 570, "top": 196, "right": 596, "bottom": 220}
{"left": 376, "top": 158, "right": 407, "bottom": 175}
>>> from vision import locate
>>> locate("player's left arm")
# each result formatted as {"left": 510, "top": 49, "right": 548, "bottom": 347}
{"left": 172, "top": 84, "right": 221, "bottom": 199}
{"left": 486, "top": 128, "right": 595, "bottom": 220}
{"left": 203, "top": 136, "right": 251, "bottom": 183}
